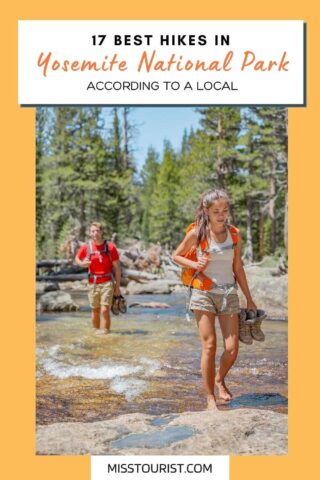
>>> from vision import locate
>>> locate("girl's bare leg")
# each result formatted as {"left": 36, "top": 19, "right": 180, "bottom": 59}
{"left": 195, "top": 310, "right": 218, "bottom": 410}
{"left": 216, "top": 313, "right": 239, "bottom": 401}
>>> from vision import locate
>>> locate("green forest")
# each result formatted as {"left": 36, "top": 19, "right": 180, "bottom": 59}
{"left": 36, "top": 106, "right": 287, "bottom": 263}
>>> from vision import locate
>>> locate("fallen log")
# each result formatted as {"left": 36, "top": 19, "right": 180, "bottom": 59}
{"left": 37, "top": 274, "right": 87, "bottom": 282}
{"left": 37, "top": 268, "right": 162, "bottom": 283}
{"left": 122, "top": 268, "right": 161, "bottom": 282}
{"left": 37, "top": 260, "right": 74, "bottom": 268}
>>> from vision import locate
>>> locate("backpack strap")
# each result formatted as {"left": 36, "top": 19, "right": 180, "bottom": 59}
{"left": 226, "top": 224, "right": 239, "bottom": 249}
{"left": 87, "top": 240, "right": 94, "bottom": 258}
{"left": 87, "top": 240, "right": 113, "bottom": 263}
{"left": 102, "top": 240, "right": 113, "bottom": 264}
{"left": 185, "top": 222, "right": 196, "bottom": 234}
{"left": 185, "top": 223, "right": 209, "bottom": 251}
{"left": 100, "top": 240, "right": 108, "bottom": 254}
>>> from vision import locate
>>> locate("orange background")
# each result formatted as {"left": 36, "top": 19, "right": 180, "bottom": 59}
{"left": 1, "top": 2, "right": 319, "bottom": 479}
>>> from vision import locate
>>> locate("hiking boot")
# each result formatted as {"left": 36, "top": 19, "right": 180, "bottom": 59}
{"left": 239, "top": 315, "right": 253, "bottom": 345}
{"left": 118, "top": 295, "right": 127, "bottom": 314}
{"left": 256, "top": 309, "right": 267, "bottom": 320}
{"left": 250, "top": 310, "right": 266, "bottom": 342}
{"left": 245, "top": 309, "right": 257, "bottom": 324}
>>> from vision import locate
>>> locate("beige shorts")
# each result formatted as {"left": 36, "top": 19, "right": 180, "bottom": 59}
{"left": 189, "top": 289, "right": 240, "bottom": 316}
{"left": 88, "top": 281, "right": 114, "bottom": 309}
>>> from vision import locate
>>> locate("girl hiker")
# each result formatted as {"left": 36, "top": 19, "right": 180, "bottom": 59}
{"left": 172, "top": 189, "right": 257, "bottom": 411}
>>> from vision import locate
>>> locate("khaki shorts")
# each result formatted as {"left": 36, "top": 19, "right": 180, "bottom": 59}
{"left": 189, "top": 289, "right": 240, "bottom": 316}
{"left": 88, "top": 281, "right": 114, "bottom": 309}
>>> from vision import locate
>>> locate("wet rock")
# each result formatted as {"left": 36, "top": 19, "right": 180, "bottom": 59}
{"left": 37, "top": 291, "right": 79, "bottom": 312}
{"left": 36, "top": 282, "right": 60, "bottom": 294}
{"left": 129, "top": 302, "right": 171, "bottom": 309}
{"left": 36, "top": 283, "right": 45, "bottom": 295}
{"left": 44, "top": 282, "right": 60, "bottom": 292}
{"left": 111, "top": 425, "right": 194, "bottom": 449}
{"left": 36, "top": 408, "right": 287, "bottom": 455}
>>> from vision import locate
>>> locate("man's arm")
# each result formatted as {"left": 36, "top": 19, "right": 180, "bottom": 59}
{"left": 112, "top": 260, "right": 121, "bottom": 296}
{"left": 75, "top": 245, "right": 91, "bottom": 268}
{"left": 75, "top": 256, "right": 91, "bottom": 268}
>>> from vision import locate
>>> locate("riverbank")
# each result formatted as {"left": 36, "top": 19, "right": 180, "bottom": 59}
{"left": 37, "top": 259, "right": 288, "bottom": 318}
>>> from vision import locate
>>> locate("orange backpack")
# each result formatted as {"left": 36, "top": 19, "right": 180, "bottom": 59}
{"left": 181, "top": 223, "right": 239, "bottom": 290}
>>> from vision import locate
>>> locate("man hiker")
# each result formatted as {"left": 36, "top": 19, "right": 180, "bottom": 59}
{"left": 75, "top": 222, "right": 121, "bottom": 335}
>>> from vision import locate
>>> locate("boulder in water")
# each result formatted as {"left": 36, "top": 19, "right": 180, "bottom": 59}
{"left": 36, "top": 282, "right": 60, "bottom": 294}
{"left": 44, "top": 282, "right": 60, "bottom": 293}
{"left": 37, "top": 291, "right": 79, "bottom": 312}
{"left": 36, "top": 283, "right": 45, "bottom": 295}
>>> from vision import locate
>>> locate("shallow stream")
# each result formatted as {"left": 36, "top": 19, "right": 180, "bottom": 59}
{"left": 36, "top": 291, "right": 287, "bottom": 425}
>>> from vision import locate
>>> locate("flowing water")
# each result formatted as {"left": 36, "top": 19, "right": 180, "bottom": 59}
{"left": 36, "top": 291, "right": 287, "bottom": 425}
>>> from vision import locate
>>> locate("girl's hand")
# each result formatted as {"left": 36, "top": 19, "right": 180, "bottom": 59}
{"left": 246, "top": 299, "right": 257, "bottom": 313}
{"left": 195, "top": 255, "right": 209, "bottom": 272}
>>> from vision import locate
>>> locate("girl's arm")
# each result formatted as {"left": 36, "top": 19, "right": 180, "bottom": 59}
{"left": 233, "top": 231, "right": 257, "bottom": 311}
{"left": 172, "top": 229, "right": 208, "bottom": 271}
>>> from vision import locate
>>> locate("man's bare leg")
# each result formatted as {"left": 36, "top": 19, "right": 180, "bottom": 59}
{"left": 100, "top": 305, "right": 111, "bottom": 332}
{"left": 91, "top": 307, "right": 100, "bottom": 329}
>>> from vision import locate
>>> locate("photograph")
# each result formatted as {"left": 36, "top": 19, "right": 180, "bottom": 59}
{"left": 35, "top": 106, "right": 288, "bottom": 456}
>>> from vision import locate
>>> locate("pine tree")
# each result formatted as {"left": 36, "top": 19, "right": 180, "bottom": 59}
{"left": 140, "top": 147, "right": 159, "bottom": 243}
{"left": 36, "top": 106, "right": 287, "bottom": 260}
{"left": 148, "top": 141, "right": 180, "bottom": 247}
{"left": 196, "top": 107, "right": 242, "bottom": 190}
{"left": 109, "top": 107, "right": 122, "bottom": 171}
{"left": 39, "top": 107, "right": 109, "bottom": 256}
{"left": 246, "top": 107, "right": 288, "bottom": 256}
{"left": 36, "top": 107, "right": 53, "bottom": 255}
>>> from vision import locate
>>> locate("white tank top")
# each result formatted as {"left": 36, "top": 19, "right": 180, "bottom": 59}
{"left": 197, "top": 228, "right": 237, "bottom": 294}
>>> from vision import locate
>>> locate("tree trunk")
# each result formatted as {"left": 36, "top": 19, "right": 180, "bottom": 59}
{"left": 259, "top": 206, "right": 266, "bottom": 259}
{"left": 123, "top": 107, "right": 129, "bottom": 170}
{"left": 245, "top": 197, "right": 253, "bottom": 263}
{"left": 284, "top": 112, "right": 288, "bottom": 257}
{"left": 269, "top": 154, "right": 277, "bottom": 254}
{"left": 284, "top": 190, "right": 288, "bottom": 257}
{"left": 79, "top": 195, "right": 86, "bottom": 240}
{"left": 216, "top": 116, "right": 224, "bottom": 188}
